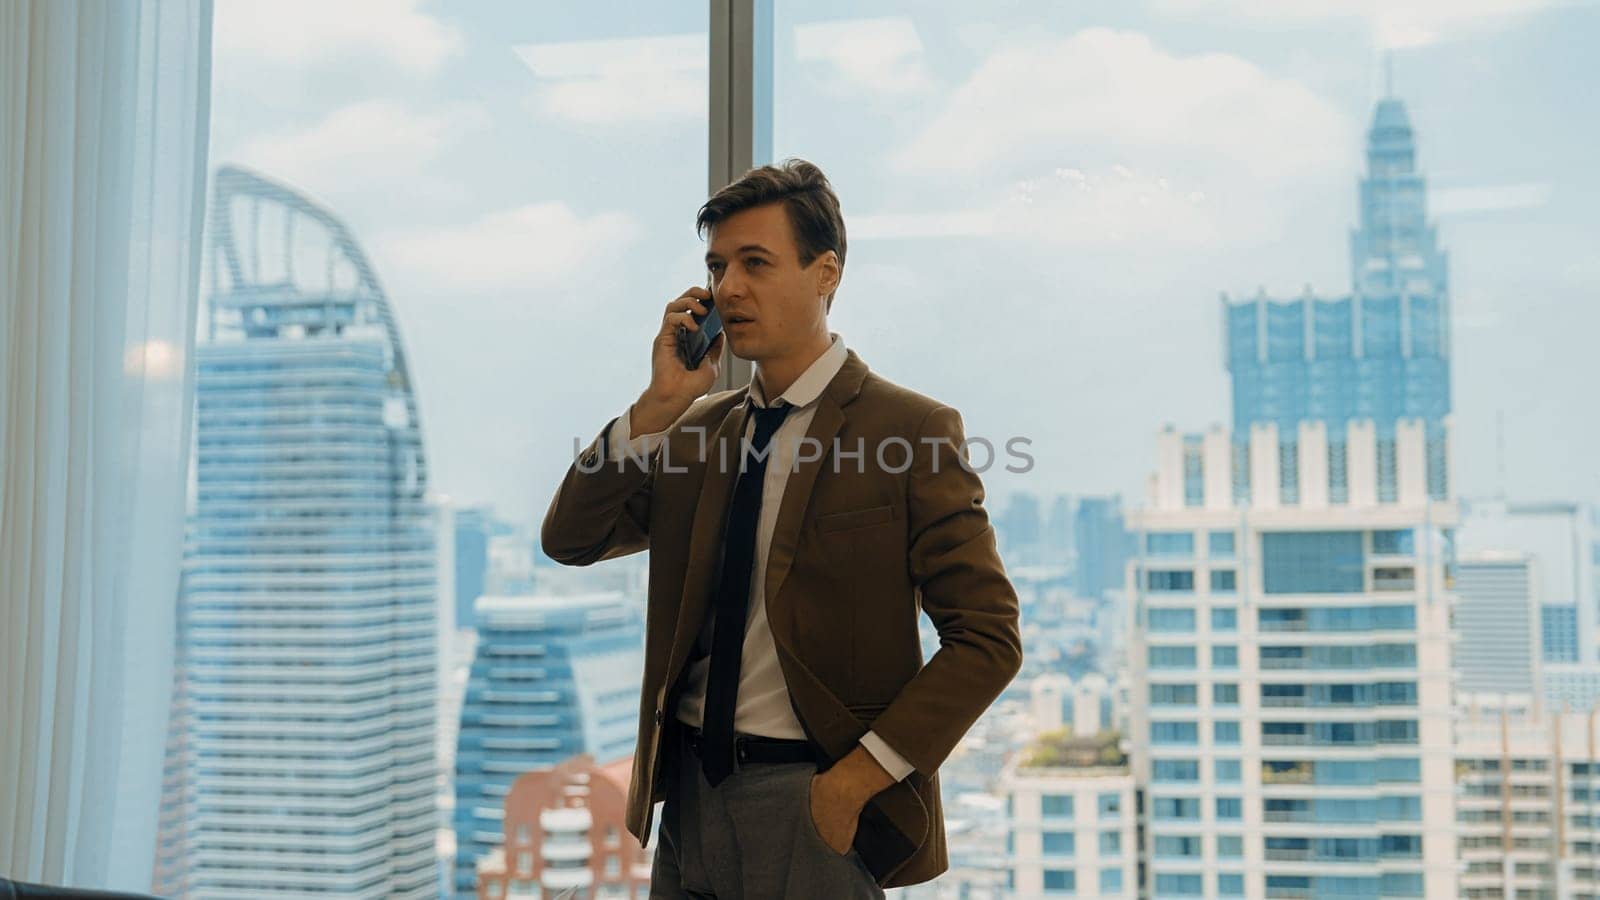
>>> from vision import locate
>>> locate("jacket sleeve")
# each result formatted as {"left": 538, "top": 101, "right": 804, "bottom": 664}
{"left": 867, "top": 404, "right": 1023, "bottom": 776}
{"left": 539, "top": 413, "right": 659, "bottom": 566}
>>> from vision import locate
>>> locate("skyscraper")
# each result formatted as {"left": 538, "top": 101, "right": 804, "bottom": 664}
{"left": 1226, "top": 95, "right": 1451, "bottom": 505}
{"left": 1458, "top": 499, "right": 1600, "bottom": 708}
{"left": 1045, "top": 494, "right": 1075, "bottom": 563}
{"left": 1127, "top": 94, "right": 1461, "bottom": 899}
{"left": 154, "top": 167, "right": 438, "bottom": 898}
{"left": 1454, "top": 553, "right": 1540, "bottom": 699}
{"left": 452, "top": 592, "right": 643, "bottom": 899}
{"left": 454, "top": 506, "right": 494, "bottom": 629}
{"left": 1074, "top": 495, "right": 1131, "bottom": 602}
{"left": 999, "top": 492, "right": 1044, "bottom": 566}
{"left": 1454, "top": 697, "right": 1600, "bottom": 897}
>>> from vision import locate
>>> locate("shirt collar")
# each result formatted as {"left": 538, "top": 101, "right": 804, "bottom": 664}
{"left": 748, "top": 332, "right": 848, "bottom": 410}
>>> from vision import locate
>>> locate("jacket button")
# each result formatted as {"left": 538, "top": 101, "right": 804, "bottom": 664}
{"left": 654, "top": 708, "right": 664, "bottom": 724}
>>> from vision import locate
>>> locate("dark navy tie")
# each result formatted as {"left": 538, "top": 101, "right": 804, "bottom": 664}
{"left": 700, "top": 401, "right": 794, "bottom": 787}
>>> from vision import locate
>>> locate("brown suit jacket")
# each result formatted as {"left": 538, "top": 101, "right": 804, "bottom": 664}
{"left": 539, "top": 347, "right": 1022, "bottom": 888}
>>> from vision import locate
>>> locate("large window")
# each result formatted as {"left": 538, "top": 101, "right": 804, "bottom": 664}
{"left": 1042, "top": 794, "right": 1075, "bottom": 819}
{"left": 1149, "top": 646, "right": 1198, "bottom": 670}
{"left": 1042, "top": 831, "right": 1075, "bottom": 856}
{"left": 1151, "top": 683, "right": 1199, "bottom": 706}
{"left": 1146, "top": 532, "right": 1198, "bottom": 556}
{"left": 1151, "top": 721, "right": 1201, "bottom": 745}
{"left": 1147, "top": 569, "right": 1197, "bottom": 592}
{"left": 1043, "top": 869, "right": 1076, "bottom": 893}
{"left": 154, "top": 3, "right": 1600, "bottom": 898}
{"left": 1149, "top": 608, "right": 1197, "bottom": 632}
{"left": 1153, "top": 759, "right": 1201, "bottom": 782}
{"left": 197, "top": 4, "right": 712, "bottom": 896}
{"left": 1261, "top": 531, "right": 1365, "bottom": 594}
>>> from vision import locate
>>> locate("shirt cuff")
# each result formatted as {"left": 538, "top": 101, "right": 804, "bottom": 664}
{"left": 611, "top": 404, "right": 668, "bottom": 461}
{"left": 859, "top": 730, "right": 916, "bottom": 781}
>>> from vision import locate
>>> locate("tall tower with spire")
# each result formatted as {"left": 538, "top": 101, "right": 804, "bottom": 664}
{"left": 1137, "top": 91, "right": 1465, "bottom": 900}
{"left": 1349, "top": 94, "right": 1451, "bottom": 497}
{"left": 1351, "top": 98, "right": 1450, "bottom": 301}
{"left": 1224, "top": 94, "right": 1452, "bottom": 504}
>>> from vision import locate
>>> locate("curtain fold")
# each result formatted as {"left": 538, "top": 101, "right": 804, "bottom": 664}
{"left": 0, "top": 0, "right": 213, "bottom": 890}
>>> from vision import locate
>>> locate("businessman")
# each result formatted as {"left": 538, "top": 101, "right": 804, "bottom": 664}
{"left": 541, "top": 159, "right": 1022, "bottom": 897}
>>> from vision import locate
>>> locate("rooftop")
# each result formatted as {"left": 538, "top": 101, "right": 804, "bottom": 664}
{"left": 1016, "top": 729, "right": 1127, "bottom": 771}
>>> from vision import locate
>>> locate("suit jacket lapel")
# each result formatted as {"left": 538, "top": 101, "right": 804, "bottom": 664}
{"left": 665, "top": 395, "right": 748, "bottom": 686}
{"left": 766, "top": 347, "right": 871, "bottom": 627}
{"left": 664, "top": 347, "right": 870, "bottom": 682}
{"left": 763, "top": 394, "right": 844, "bottom": 623}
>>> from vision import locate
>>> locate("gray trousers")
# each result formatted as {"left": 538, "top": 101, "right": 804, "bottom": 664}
{"left": 649, "top": 722, "right": 885, "bottom": 899}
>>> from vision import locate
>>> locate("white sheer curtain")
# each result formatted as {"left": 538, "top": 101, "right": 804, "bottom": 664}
{"left": 0, "top": 0, "right": 212, "bottom": 890}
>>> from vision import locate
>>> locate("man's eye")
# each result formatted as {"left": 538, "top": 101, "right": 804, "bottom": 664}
{"left": 746, "top": 258, "right": 764, "bottom": 267}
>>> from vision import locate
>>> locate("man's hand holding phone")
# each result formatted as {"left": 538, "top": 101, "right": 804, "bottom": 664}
{"left": 631, "top": 285, "right": 726, "bottom": 435}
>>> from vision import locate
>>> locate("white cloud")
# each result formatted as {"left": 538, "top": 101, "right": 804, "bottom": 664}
{"left": 1005, "top": 166, "right": 1219, "bottom": 244}
{"left": 852, "top": 209, "right": 1000, "bottom": 240}
{"left": 1432, "top": 182, "right": 1553, "bottom": 216}
{"left": 879, "top": 30, "right": 1363, "bottom": 249}
{"left": 234, "top": 100, "right": 485, "bottom": 192}
{"left": 375, "top": 203, "right": 643, "bottom": 294}
{"left": 854, "top": 166, "right": 1217, "bottom": 246}
{"left": 514, "top": 35, "right": 707, "bottom": 125}
{"left": 214, "top": 0, "right": 462, "bottom": 73}
{"left": 841, "top": 262, "right": 922, "bottom": 292}
{"left": 794, "top": 17, "right": 933, "bottom": 95}
{"left": 895, "top": 28, "right": 1352, "bottom": 181}
{"left": 1150, "top": 0, "right": 1560, "bottom": 48}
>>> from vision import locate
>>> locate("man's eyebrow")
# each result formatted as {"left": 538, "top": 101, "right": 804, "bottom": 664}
{"left": 705, "top": 244, "right": 777, "bottom": 262}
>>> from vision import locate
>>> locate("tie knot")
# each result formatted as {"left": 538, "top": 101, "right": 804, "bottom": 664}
{"left": 749, "top": 401, "right": 793, "bottom": 448}
{"left": 754, "top": 400, "right": 790, "bottom": 422}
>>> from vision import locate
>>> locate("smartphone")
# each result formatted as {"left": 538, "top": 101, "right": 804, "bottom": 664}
{"left": 675, "top": 278, "right": 723, "bottom": 370}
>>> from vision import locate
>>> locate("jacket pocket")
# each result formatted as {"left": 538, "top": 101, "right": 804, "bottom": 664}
{"left": 845, "top": 701, "right": 891, "bottom": 725}
{"left": 815, "top": 503, "right": 896, "bottom": 534}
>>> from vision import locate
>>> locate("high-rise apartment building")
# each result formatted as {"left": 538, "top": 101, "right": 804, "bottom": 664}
{"left": 1129, "top": 423, "right": 1459, "bottom": 898}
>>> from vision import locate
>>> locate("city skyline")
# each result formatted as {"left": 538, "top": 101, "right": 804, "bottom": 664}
{"left": 186, "top": 6, "right": 1599, "bottom": 898}
{"left": 14, "top": 2, "right": 1600, "bottom": 897}
{"left": 205, "top": 0, "right": 1600, "bottom": 526}
{"left": 146, "top": 141, "right": 1587, "bottom": 898}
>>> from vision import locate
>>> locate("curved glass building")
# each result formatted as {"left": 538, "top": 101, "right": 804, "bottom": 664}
{"left": 154, "top": 167, "right": 439, "bottom": 899}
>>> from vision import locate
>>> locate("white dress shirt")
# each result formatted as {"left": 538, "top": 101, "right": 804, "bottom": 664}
{"left": 611, "top": 332, "right": 914, "bottom": 781}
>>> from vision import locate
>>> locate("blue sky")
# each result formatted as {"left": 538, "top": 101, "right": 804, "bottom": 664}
{"left": 207, "top": 0, "right": 1600, "bottom": 524}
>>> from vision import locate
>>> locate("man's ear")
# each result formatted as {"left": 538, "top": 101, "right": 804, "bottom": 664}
{"left": 815, "top": 250, "right": 841, "bottom": 299}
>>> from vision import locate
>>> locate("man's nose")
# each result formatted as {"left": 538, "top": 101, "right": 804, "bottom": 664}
{"left": 715, "top": 272, "right": 746, "bottom": 303}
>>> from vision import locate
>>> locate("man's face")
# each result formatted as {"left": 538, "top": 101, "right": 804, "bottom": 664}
{"left": 704, "top": 202, "right": 838, "bottom": 364}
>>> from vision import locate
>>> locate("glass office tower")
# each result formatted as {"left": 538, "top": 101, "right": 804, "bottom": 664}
{"left": 154, "top": 167, "right": 438, "bottom": 899}
{"left": 451, "top": 592, "right": 643, "bottom": 899}
{"left": 1226, "top": 96, "right": 1451, "bottom": 505}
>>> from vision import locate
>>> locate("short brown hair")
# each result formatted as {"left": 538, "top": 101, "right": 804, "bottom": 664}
{"left": 696, "top": 158, "right": 846, "bottom": 308}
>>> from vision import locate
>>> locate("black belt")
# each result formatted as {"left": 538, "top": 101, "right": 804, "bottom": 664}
{"left": 682, "top": 726, "right": 818, "bottom": 766}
